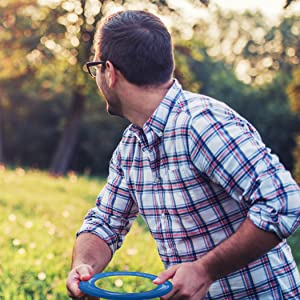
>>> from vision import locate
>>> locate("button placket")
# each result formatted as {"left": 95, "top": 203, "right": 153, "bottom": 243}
{"left": 160, "top": 212, "right": 172, "bottom": 256}
{"left": 146, "top": 140, "right": 168, "bottom": 256}
{"left": 160, "top": 211, "right": 166, "bottom": 233}
{"left": 153, "top": 175, "right": 162, "bottom": 184}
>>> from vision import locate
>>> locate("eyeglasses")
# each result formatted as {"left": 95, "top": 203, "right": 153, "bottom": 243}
{"left": 86, "top": 61, "right": 106, "bottom": 78}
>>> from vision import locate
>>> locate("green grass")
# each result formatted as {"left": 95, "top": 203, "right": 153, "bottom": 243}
{"left": 0, "top": 167, "right": 163, "bottom": 299}
{"left": 0, "top": 167, "right": 299, "bottom": 299}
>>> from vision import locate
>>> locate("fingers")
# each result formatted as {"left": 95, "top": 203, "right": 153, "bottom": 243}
{"left": 153, "top": 265, "right": 180, "bottom": 284}
{"left": 66, "top": 264, "right": 95, "bottom": 299}
{"left": 160, "top": 286, "right": 180, "bottom": 299}
{"left": 158, "top": 262, "right": 211, "bottom": 300}
{"left": 76, "top": 264, "right": 95, "bottom": 281}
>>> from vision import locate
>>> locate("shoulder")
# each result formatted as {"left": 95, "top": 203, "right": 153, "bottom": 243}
{"left": 174, "top": 90, "right": 239, "bottom": 129}
{"left": 176, "top": 90, "right": 263, "bottom": 141}
{"left": 110, "top": 125, "right": 134, "bottom": 160}
{"left": 115, "top": 124, "right": 142, "bottom": 159}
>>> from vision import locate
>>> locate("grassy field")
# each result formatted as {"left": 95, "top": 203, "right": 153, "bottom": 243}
{"left": 0, "top": 167, "right": 163, "bottom": 299}
{"left": 0, "top": 167, "right": 299, "bottom": 299}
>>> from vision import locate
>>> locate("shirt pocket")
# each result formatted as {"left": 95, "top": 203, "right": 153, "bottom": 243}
{"left": 161, "top": 165, "right": 209, "bottom": 210}
{"left": 160, "top": 166, "right": 220, "bottom": 236}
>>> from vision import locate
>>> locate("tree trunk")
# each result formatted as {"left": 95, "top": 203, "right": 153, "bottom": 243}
{"left": 0, "top": 102, "right": 5, "bottom": 165}
{"left": 50, "top": 92, "right": 85, "bottom": 176}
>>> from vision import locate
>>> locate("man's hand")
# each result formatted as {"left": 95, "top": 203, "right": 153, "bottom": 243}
{"left": 67, "top": 233, "right": 112, "bottom": 299}
{"left": 153, "top": 261, "right": 213, "bottom": 300}
{"left": 66, "top": 263, "right": 98, "bottom": 299}
{"left": 153, "top": 219, "right": 281, "bottom": 300}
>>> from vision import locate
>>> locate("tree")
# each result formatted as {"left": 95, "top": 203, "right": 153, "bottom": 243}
{"left": 48, "top": 0, "right": 210, "bottom": 175}
{"left": 0, "top": 98, "right": 4, "bottom": 164}
{"left": 287, "top": 67, "right": 300, "bottom": 182}
{"left": 173, "top": 36, "right": 300, "bottom": 172}
{"left": 0, "top": 0, "right": 38, "bottom": 164}
{"left": 1, "top": 0, "right": 299, "bottom": 175}
{"left": 0, "top": 0, "right": 211, "bottom": 174}
{"left": 287, "top": 67, "right": 300, "bottom": 113}
{"left": 36, "top": 0, "right": 209, "bottom": 175}
{"left": 191, "top": 9, "right": 300, "bottom": 86}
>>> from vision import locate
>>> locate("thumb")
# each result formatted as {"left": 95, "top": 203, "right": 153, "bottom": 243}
{"left": 75, "top": 264, "right": 95, "bottom": 281}
{"left": 153, "top": 265, "right": 180, "bottom": 284}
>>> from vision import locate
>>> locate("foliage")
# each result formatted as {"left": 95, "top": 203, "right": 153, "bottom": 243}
{"left": 70, "top": 101, "right": 129, "bottom": 174}
{"left": 0, "top": 167, "right": 163, "bottom": 299}
{"left": 293, "top": 136, "right": 300, "bottom": 183}
{"left": 194, "top": 10, "right": 300, "bottom": 86}
{"left": 287, "top": 66, "right": 300, "bottom": 114}
{"left": 0, "top": 0, "right": 211, "bottom": 175}
{"left": 0, "top": 2, "right": 300, "bottom": 176}
{"left": 173, "top": 38, "right": 300, "bottom": 172}
{"left": 287, "top": 66, "right": 300, "bottom": 182}
{"left": 226, "top": 74, "right": 300, "bottom": 173}
{"left": 288, "top": 223, "right": 300, "bottom": 265}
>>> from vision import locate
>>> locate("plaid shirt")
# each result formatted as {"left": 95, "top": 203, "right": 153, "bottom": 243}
{"left": 79, "top": 79, "right": 300, "bottom": 299}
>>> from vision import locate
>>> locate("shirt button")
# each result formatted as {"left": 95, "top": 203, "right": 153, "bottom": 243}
{"left": 153, "top": 176, "right": 161, "bottom": 184}
{"left": 157, "top": 131, "right": 163, "bottom": 137}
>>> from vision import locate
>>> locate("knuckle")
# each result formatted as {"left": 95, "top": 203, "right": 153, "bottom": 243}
{"left": 181, "top": 289, "right": 191, "bottom": 297}
{"left": 173, "top": 280, "right": 183, "bottom": 289}
{"left": 75, "top": 264, "right": 86, "bottom": 272}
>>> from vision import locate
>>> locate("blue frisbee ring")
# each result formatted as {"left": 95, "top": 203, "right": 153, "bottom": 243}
{"left": 79, "top": 271, "right": 173, "bottom": 299}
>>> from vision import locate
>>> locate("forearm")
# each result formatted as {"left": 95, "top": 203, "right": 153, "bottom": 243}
{"left": 72, "top": 232, "right": 112, "bottom": 273}
{"left": 198, "top": 218, "right": 281, "bottom": 281}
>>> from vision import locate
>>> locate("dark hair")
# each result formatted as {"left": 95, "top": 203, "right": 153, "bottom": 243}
{"left": 95, "top": 10, "right": 174, "bottom": 86}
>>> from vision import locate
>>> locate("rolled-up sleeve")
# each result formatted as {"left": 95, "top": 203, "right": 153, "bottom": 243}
{"left": 246, "top": 166, "right": 300, "bottom": 239}
{"left": 77, "top": 147, "right": 139, "bottom": 254}
{"left": 188, "top": 108, "right": 300, "bottom": 240}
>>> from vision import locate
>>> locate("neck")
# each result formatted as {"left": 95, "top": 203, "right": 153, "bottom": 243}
{"left": 118, "top": 80, "right": 173, "bottom": 128}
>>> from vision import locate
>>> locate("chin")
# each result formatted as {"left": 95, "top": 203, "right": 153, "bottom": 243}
{"left": 107, "top": 110, "right": 116, "bottom": 116}
{"left": 107, "top": 105, "right": 115, "bottom": 115}
{"left": 107, "top": 106, "right": 120, "bottom": 117}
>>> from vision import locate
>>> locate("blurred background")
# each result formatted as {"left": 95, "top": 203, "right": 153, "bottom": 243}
{"left": 0, "top": 0, "right": 300, "bottom": 179}
{"left": 0, "top": 0, "right": 300, "bottom": 298}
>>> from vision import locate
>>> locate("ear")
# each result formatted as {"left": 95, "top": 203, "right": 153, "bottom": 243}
{"left": 104, "top": 61, "right": 117, "bottom": 88}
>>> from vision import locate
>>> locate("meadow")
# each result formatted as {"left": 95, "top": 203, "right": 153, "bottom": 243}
{"left": 0, "top": 168, "right": 163, "bottom": 299}
{"left": 0, "top": 167, "right": 299, "bottom": 299}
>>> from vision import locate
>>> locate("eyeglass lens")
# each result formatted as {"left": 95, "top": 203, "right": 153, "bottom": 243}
{"left": 90, "top": 66, "right": 97, "bottom": 77}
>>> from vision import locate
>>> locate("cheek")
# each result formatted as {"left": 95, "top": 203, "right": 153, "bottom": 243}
{"left": 95, "top": 75, "right": 101, "bottom": 88}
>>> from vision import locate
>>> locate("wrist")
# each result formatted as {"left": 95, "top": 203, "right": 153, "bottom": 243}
{"left": 193, "top": 257, "right": 215, "bottom": 284}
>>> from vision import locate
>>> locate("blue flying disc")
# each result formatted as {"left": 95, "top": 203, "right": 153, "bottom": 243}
{"left": 79, "top": 271, "right": 173, "bottom": 299}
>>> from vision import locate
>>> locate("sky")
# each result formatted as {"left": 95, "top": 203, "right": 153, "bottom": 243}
{"left": 167, "top": 0, "right": 300, "bottom": 27}
{"left": 214, "top": 0, "right": 300, "bottom": 23}
{"left": 162, "top": 0, "right": 300, "bottom": 39}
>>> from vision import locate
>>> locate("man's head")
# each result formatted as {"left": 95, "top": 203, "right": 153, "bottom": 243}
{"left": 94, "top": 10, "right": 174, "bottom": 87}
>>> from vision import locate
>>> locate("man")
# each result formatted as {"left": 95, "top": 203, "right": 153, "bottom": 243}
{"left": 67, "top": 10, "right": 300, "bottom": 299}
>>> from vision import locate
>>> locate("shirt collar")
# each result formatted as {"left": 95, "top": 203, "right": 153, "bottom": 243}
{"left": 128, "top": 79, "right": 183, "bottom": 148}
{"left": 142, "top": 79, "right": 183, "bottom": 148}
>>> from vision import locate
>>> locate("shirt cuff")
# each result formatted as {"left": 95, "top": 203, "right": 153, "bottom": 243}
{"left": 248, "top": 204, "right": 298, "bottom": 240}
{"left": 77, "top": 217, "right": 121, "bottom": 255}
